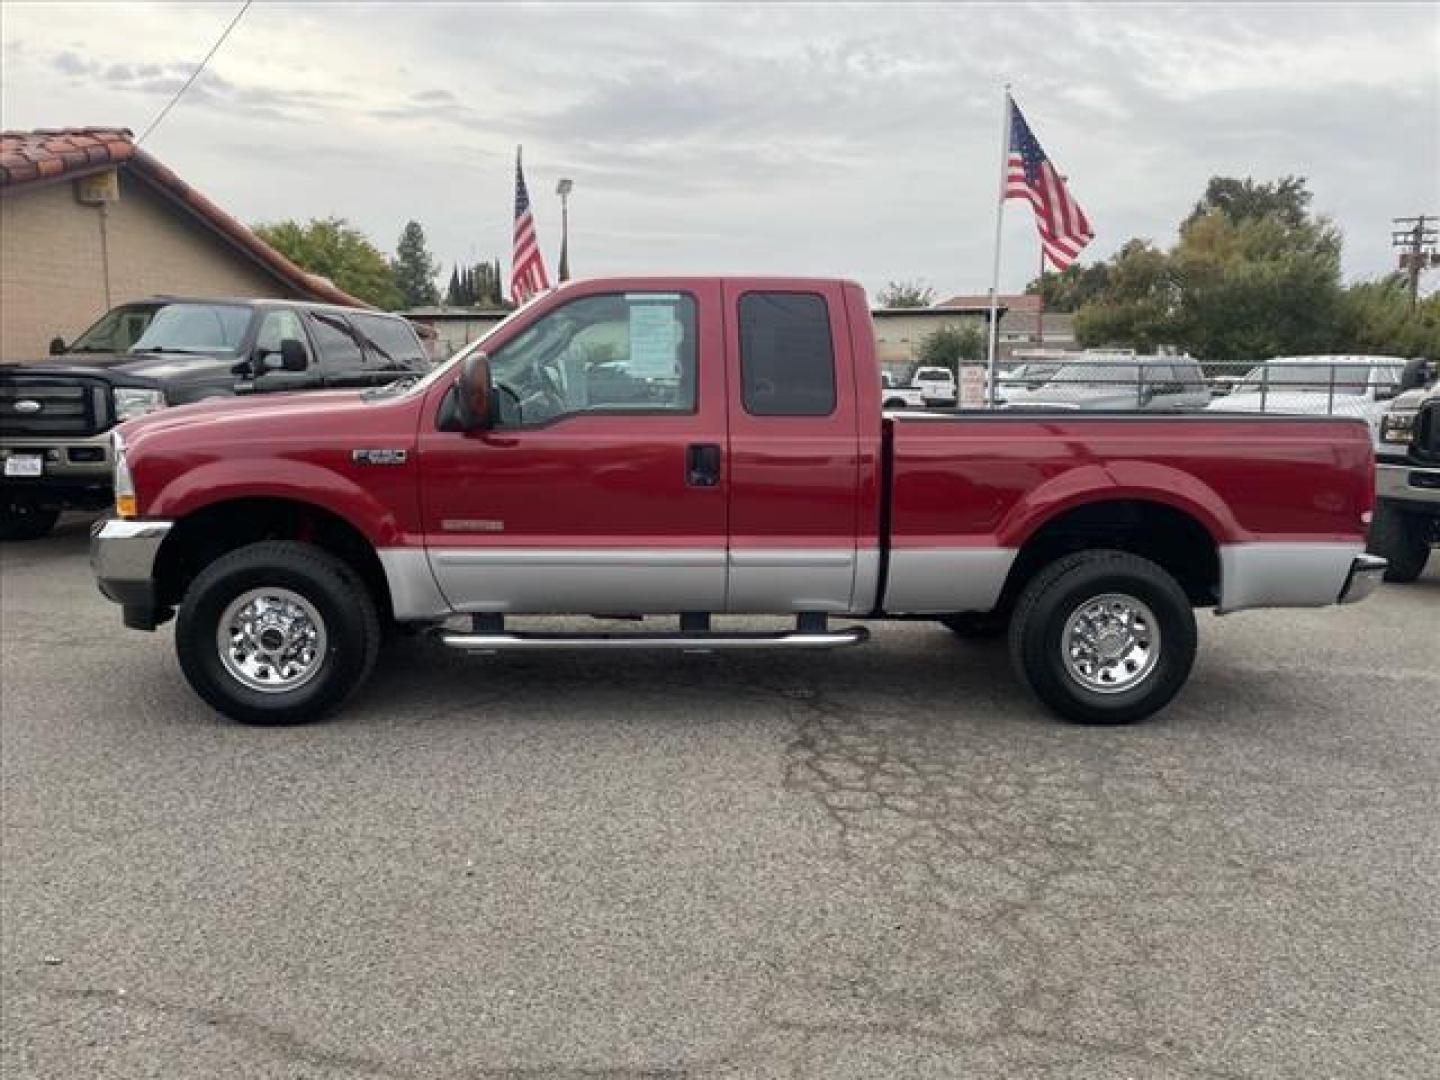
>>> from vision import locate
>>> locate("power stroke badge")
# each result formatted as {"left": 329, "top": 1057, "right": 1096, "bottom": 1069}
{"left": 351, "top": 448, "right": 408, "bottom": 465}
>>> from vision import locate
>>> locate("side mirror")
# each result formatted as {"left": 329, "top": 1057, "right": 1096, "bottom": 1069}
{"left": 49, "top": 337, "right": 66, "bottom": 356}
{"left": 279, "top": 338, "right": 309, "bottom": 372}
{"left": 454, "top": 352, "right": 494, "bottom": 431}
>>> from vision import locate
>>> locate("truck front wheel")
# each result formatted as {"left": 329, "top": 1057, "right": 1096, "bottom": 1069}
{"left": 176, "top": 541, "right": 380, "bottom": 725}
{"left": 1008, "top": 550, "right": 1196, "bottom": 725}
{"left": 1367, "top": 503, "right": 1430, "bottom": 583}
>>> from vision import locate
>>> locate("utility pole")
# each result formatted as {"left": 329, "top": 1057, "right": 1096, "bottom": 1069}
{"left": 1391, "top": 215, "right": 1438, "bottom": 310}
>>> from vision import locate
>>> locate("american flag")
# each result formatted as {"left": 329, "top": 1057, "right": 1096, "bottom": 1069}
{"left": 1005, "top": 97, "right": 1094, "bottom": 270}
{"left": 510, "top": 147, "right": 550, "bottom": 303}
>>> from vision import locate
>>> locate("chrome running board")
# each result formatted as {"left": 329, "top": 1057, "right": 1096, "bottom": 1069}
{"left": 438, "top": 626, "right": 869, "bottom": 652}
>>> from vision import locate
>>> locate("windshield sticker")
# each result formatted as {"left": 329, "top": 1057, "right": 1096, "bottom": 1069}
{"left": 628, "top": 304, "right": 682, "bottom": 380}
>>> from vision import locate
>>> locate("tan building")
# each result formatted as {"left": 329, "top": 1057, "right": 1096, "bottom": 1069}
{"left": 0, "top": 127, "right": 365, "bottom": 359}
{"left": 872, "top": 306, "right": 994, "bottom": 380}
{"left": 937, "top": 292, "right": 1076, "bottom": 363}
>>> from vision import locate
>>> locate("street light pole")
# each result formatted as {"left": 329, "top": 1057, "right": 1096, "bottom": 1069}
{"left": 556, "top": 177, "right": 573, "bottom": 282}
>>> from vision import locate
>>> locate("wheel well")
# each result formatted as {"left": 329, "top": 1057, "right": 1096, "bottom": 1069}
{"left": 1000, "top": 500, "right": 1220, "bottom": 610}
{"left": 155, "top": 498, "right": 391, "bottom": 621}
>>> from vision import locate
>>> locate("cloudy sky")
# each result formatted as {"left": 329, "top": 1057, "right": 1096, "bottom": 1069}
{"left": 3, "top": 2, "right": 1436, "bottom": 300}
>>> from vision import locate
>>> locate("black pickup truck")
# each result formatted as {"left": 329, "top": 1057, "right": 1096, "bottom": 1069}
{"left": 0, "top": 297, "right": 432, "bottom": 539}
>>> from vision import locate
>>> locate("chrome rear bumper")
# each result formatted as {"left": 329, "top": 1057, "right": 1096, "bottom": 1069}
{"left": 1338, "top": 554, "right": 1387, "bottom": 605}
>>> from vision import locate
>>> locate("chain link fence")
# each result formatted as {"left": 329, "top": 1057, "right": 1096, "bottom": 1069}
{"left": 971, "top": 355, "right": 1416, "bottom": 421}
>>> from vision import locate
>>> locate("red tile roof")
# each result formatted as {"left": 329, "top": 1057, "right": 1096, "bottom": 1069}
{"left": 0, "top": 127, "right": 368, "bottom": 309}
{"left": 0, "top": 127, "right": 135, "bottom": 184}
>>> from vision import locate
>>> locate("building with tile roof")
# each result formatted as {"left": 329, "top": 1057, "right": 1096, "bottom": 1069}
{"left": 0, "top": 127, "right": 369, "bottom": 359}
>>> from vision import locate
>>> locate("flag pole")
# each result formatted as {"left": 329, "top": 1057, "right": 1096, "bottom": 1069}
{"left": 985, "top": 84, "right": 1011, "bottom": 406}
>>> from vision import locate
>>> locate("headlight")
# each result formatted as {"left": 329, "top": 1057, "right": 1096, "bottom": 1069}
{"left": 113, "top": 432, "right": 136, "bottom": 519}
{"left": 113, "top": 387, "right": 167, "bottom": 422}
{"left": 1380, "top": 409, "right": 1418, "bottom": 447}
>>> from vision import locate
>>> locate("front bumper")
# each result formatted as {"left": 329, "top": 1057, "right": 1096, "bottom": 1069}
{"left": 90, "top": 517, "right": 175, "bottom": 630}
{"left": 2, "top": 432, "right": 115, "bottom": 510}
{"left": 1376, "top": 462, "right": 1440, "bottom": 512}
{"left": 1, "top": 431, "right": 114, "bottom": 479}
{"left": 1338, "top": 554, "right": 1387, "bottom": 605}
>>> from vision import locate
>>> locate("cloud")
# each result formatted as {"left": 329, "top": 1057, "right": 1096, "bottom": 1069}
{"left": 3, "top": 1, "right": 1435, "bottom": 296}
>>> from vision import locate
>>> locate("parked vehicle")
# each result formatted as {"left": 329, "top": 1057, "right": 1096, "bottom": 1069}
{"left": 912, "top": 366, "right": 957, "bottom": 406}
{"left": 880, "top": 371, "right": 926, "bottom": 409}
{"left": 1205, "top": 355, "right": 1405, "bottom": 433}
{"left": 996, "top": 360, "right": 1062, "bottom": 403}
{"left": 1005, "top": 356, "right": 1211, "bottom": 411}
{"left": 1368, "top": 360, "right": 1439, "bottom": 582}
{"left": 91, "top": 276, "right": 1383, "bottom": 728}
{"left": 1, "top": 298, "right": 431, "bottom": 540}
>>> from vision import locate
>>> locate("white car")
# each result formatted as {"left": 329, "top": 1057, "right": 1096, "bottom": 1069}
{"left": 880, "top": 371, "right": 927, "bottom": 409}
{"left": 912, "top": 366, "right": 957, "bottom": 406}
{"left": 1206, "top": 355, "right": 1406, "bottom": 437}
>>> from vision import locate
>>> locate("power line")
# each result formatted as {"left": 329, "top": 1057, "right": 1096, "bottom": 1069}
{"left": 136, "top": 1, "right": 253, "bottom": 146}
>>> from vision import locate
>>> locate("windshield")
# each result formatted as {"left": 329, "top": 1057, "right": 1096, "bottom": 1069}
{"left": 129, "top": 303, "right": 251, "bottom": 354}
{"left": 1234, "top": 364, "right": 1390, "bottom": 396}
{"left": 915, "top": 367, "right": 953, "bottom": 381}
{"left": 67, "top": 304, "right": 163, "bottom": 353}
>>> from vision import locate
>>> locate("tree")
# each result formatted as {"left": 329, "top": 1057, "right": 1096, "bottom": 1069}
{"left": 1070, "top": 176, "right": 1350, "bottom": 365}
{"left": 444, "top": 266, "right": 462, "bottom": 306}
{"left": 1024, "top": 261, "right": 1111, "bottom": 312}
{"left": 917, "top": 322, "right": 985, "bottom": 374}
{"left": 391, "top": 221, "right": 439, "bottom": 308}
{"left": 254, "top": 217, "right": 402, "bottom": 309}
{"left": 1337, "top": 276, "right": 1440, "bottom": 358}
{"left": 1072, "top": 240, "right": 1179, "bottom": 351}
{"left": 1185, "top": 175, "right": 1312, "bottom": 230}
{"left": 877, "top": 280, "right": 935, "bottom": 308}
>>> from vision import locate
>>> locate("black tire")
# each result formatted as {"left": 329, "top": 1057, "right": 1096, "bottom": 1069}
{"left": 0, "top": 499, "right": 59, "bottom": 541}
{"left": 176, "top": 541, "right": 380, "bottom": 725}
{"left": 938, "top": 612, "right": 1008, "bottom": 638}
{"left": 1008, "top": 550, "right": 1196, "bottom": 725}
{"left": 1367, "top": 503, "right": 1429, "bottom": 584}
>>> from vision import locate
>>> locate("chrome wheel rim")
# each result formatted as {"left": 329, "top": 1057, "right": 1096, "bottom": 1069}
{"left": 217, "top": 587, "right": 328, "bottom": 694}
{"left": 1061, "top": 592, "right": 1161, "bottom": 694}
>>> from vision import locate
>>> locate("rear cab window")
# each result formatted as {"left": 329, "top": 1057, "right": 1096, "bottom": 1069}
{"left": 738, "top": 292, "right": 836, "bottom": 416}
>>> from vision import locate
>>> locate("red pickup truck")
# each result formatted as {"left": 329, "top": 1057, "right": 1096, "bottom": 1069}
{"left": 91, "top": 277, "right": 1384, "bottom": 726}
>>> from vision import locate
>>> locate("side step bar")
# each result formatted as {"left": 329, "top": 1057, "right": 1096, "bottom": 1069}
{"left": 439, "top": 626, "right": 869, "bottom": 653}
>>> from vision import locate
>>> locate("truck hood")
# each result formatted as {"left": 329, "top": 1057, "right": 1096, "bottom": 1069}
{"left": 0, "top": 351, "right": 238, "bottom": 385}
{"left": 120, "top": 389, "right": 373, "bottom": 445}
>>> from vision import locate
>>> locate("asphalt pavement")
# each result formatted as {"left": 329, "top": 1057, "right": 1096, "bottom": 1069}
{"left": 2, "top": 516, "right": 1437, "bottom": 1078}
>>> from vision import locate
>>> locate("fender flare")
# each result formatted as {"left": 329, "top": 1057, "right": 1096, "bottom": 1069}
{"left": 146, "top": 460, "right": 407, "bottom": 546}
{"left": 995, "top": 460, "right": 1240, "bottom": 550}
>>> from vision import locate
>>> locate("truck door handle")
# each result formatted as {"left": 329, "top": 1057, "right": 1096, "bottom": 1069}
{"left": 686, "top": 443, "right": 721, "bottom": 487}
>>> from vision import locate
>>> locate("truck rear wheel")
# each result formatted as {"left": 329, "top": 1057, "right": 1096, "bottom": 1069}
{"left": 176, "top": 541, "right": 380, "bottom": 725}
{"left": 1008, "top": 550, "right": 1196, "bottom": 725}
{"left": 1367, "top": 503, "right": 1430, "bottom": 583}
{"left": 0, "top": 497, "right": 59, "bottom": 541}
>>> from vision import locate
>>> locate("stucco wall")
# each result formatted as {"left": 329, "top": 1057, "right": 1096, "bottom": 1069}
{"left": 0, "top": 171, "right": 297, "bottom": 360}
